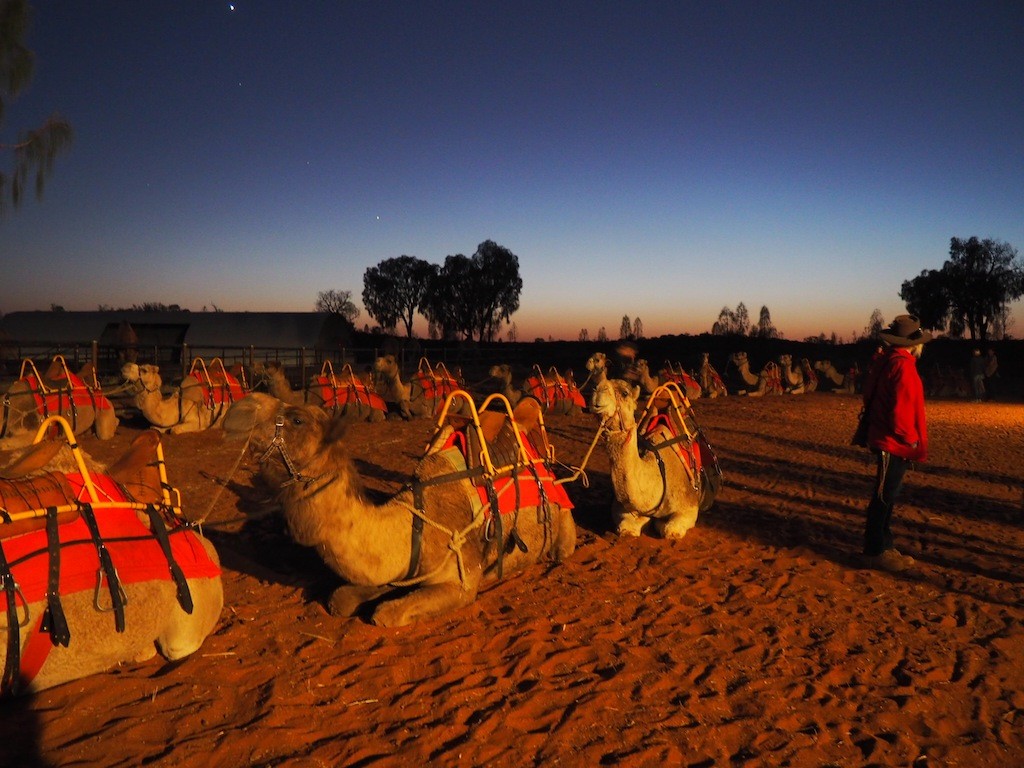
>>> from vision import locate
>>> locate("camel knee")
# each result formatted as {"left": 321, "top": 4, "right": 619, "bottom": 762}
{"left": 615, "top": 512, "right": 646, "bottom": 537}
{"left": 371, "top": 583, "right": 476, "bottom": 627}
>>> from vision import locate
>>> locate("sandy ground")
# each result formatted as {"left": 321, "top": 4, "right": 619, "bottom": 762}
{"left": 1, "top": 390, "right": 1022, "bottom": 768}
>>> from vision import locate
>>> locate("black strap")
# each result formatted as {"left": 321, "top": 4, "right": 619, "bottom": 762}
{"left": 144, "top": 505, "right": 194, "bottom": 614}
{"left": 0, "top": 543, "right": 22, "bottom": 694}
{"left": 42, "top": 507, "right": 71, "bottom": 647}
{"left": 78, "top": 503, "right": 127, "bottom": 632}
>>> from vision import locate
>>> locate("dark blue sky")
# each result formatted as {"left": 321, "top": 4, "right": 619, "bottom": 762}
{"left": 4, "top": 1, "right": 1022, "bottom": 340}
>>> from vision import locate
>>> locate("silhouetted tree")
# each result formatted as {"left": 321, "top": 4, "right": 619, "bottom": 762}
{"left": 361, "top": 255, "right": 435, "bottom": 337}
{"left": 578, "top": 328, "right": 589, "bottom": 342}
{"left": 863, "top": 309, "right": 885, "bottom": 340}
{"left": 632, "top": 317, "right": 643, "bottom": 339}
{"left": 711, "top": 302, "right": 752, "bottom": 335}
{"left": 315, "top": 289, "right": 359, "bottom": 324}
{"left": 597, "top": 326, "right": 607, "bottom": 342}
{"left": 619, "top": 315, "right": 631, "bottom": 339}
{"left": 900, "top": 237, "right": 1022, "bottom": 341}
{"left": 1, "top": 0, "right": 72, "bottom": 215}
{"left": 751, "top": 305, "right": 779, "bottom": 339}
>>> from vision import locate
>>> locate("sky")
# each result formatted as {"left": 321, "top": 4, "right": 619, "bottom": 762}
{"left": 3, "top": 1, "right": 1022, "bottom": 342}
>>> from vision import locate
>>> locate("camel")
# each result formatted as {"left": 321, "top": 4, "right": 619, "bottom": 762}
{"left": 122, "top": 363, "right": 223, "bottom": 433}
{"left": 590, "top": 380, "right": 718, "bottom": 539}
{"left": 480, "top": 364, "right": 523, "bottom": 407}
{"left": 523, "top": 366, "right": 585, "bottom": 415}
{"left": 255, "top": 361, "right": 386, "bottom": 422}
{"left": 697, "top": 353, "right": 728, "bottom": 399}
{"left": 222, "top": 392, "right": 576, "bottom": 627}
{"left": 0, "top": 419, "right": 222, "bottom": 694}
{"left": 1, "top": 357, "right": 118, "bottom": 448}
{"left": 813, "top": 360, "right": 857, "bottom": 394}
{"left": 372, "top": 355, "right": 468, "bottom": 419}
{"left": 658, "top": 361, "right": 703, "bottom": 401}
{"left": 778, "top": 354, "right": 806, "bottom": 394}
{"left": 631, "top": 359, "right": 662, "bottom": 396}
{"left": 728, "top": 352, "right": 783, "bottom": 396}
{"left": 799, "top": 358, "right": 819, "bottom": 393}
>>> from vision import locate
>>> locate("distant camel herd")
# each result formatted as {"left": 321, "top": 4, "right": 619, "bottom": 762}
{"left": 0, "top": 343, "right": 961, "bottom": 694}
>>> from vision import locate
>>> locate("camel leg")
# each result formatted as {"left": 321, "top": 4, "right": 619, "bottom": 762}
{"left": 371, "top": 582, "right": 478, "bottom": 628}
{"left": 655, "top": 507, "right": 699, "bottom": 540}
{"left": 328, "top": 584, "right": 394, "bottom": 617}
{"left": 553, "top": 508, "right": 577, "bottom": 560}
{"left": 614, "top": 505, "right": 648, "bottom": 537}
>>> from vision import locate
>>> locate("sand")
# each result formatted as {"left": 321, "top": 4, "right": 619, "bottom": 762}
{"left": 2, "top": 392, "right": 1022, "bottom": 767}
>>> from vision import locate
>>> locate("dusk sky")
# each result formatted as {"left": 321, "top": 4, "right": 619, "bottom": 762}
{"left": 3, "top": 1, "right": 1022, "bottom": 341}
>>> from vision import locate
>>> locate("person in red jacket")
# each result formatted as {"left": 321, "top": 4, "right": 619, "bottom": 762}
{"left": 859, "top": 314, "right": 932, "bottom": 572}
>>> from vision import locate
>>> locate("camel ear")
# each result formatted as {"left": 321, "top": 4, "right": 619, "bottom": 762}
{"left": 631, "top": 385, "right": 641, "bottom": 402}
{"left": 223, "top": 393, "right": 280, "bottom": 436}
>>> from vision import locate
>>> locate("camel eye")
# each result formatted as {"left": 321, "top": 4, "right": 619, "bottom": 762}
{"left": 290, "top": 415, "right": 304, "bottom": 426}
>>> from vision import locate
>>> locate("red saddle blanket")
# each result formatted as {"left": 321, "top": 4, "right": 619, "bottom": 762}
{"left": 643, "top": 413, "right": 703, "bottom": 474}
{"left": 187, "top": 371, "right": 246, "bottom": 407}
{"left": 524, "top": 376, "right": 586, "bottom": 410}
{"left": 22, "top": 372, "right": 113, "bottom": 414}
{"left": 1, "top": 472, "right": 221, "bottom": 609}
{"left": 413, "top": 372, "right": 459, "bottom": 402}
{"left": 309, "top": 376, "right": 387, "bottom": 412}
{"left": 438, "top": 429, "right": 573, "bottom": 516}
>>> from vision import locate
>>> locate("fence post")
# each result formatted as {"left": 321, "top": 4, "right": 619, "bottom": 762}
{"left": 300, "top": 347, "right": 307, "bottom": 390}
{"left": 182, "top": 343, "right": 189, "bottom": 379}
{"left": 91, "top": 340, "right": 98, "bottom": 372}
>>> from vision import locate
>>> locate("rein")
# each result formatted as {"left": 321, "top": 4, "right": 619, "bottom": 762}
{"left": 257, "top": 416, "right": 330, "bottom": 491}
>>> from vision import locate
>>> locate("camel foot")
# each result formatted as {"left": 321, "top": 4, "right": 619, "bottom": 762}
{"left": 656, "top": 514, "right": 697, "bottom": 540}
{"left": 328, "top": 585, "right": 392, "bottom": 618}
{"left": 615, "top": 514, "right": 647, "bottom": 538}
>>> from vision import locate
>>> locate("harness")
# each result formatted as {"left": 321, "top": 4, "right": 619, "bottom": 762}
{"left": 1, "top": 357, "right": 113, "bottom": 439}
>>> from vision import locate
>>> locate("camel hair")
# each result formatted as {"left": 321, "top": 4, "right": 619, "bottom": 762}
{"left": 0, "top": 360, "right": 118, "bottom": 450}
{"left": 480, "top": 364, "right": 523, "bottom": 406}
{"left": 589, "top": 379, "right": 703, "bottom": 539}
{"left": 121, "top": 363, "right": 227, "bottom": 433}
{"left": 222, "top": 393, "right": 577, "bottom": 627}
{"left": 777, "top": 354, "right": 806, "bottom": 394}
{"left": 0, "top": 429, "right": 222, "bottom": 694}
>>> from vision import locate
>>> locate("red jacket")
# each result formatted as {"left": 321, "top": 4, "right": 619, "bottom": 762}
{"left": 862, "top": 348, "right": 928, "bottom": 462}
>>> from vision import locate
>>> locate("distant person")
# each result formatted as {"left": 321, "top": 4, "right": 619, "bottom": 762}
{"left": 969, "top": 348, "right": 986, "bottom": 402}
{"left": 859, "top": 314, "right": 931, "bottom": 572}
{"left": 984, "top": 349, "right": 999, "bottom": 400}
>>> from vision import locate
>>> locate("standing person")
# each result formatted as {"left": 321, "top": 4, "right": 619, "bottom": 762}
{"left": 859, "top": 314, "right": 932, "bottom": 572}
{"left": 970, "top": 349, "right": 986, "bottom": 402}
{"left": 984, "top": 349, "right": 999, "bottom": 400}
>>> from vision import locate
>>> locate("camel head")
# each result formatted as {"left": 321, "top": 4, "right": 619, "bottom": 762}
{"left": 730, "top": 352, "right": 748, "bottom": 367}
{"left": 488, "top": 363, "right": 513, "bottom": 383}
{"left": 779, "top": 354, "right": 792, "bottom": 367}
{"left": 585, "top": 352, "right": 607, "bottom": 375}
{"left": 121, "top": 362, "right": 163, "bottom": 390}
{"left": 373, "top": 355, "right": 400, "bottom": 376}
{"left": 223, "top": 393, "right": 358, "bottom": 499}
{"left": 590, "top": 379, "right": 640, "bottom": 433}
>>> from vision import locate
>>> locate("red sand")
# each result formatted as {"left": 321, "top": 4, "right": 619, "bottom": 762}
{"left": 2, "top": 393, "right": 1022, "bottom": 767}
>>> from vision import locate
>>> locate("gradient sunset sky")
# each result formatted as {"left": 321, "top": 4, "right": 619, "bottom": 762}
{"left": 3, "top": 1, "right": 1022, "bottom": 341}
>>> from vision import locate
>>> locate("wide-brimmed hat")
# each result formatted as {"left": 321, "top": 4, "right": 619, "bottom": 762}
{"left": 879, "top": 314, "right": 933, "bottom": 347}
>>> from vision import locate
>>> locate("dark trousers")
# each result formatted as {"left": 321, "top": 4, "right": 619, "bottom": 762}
{"left": 864, "top": 451, "right": 910, "bottom": 556}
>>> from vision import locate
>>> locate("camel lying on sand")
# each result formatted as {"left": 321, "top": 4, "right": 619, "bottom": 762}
{"left": 813, "top": 360, "right": 858, "bottom": 394}
{"left": 0, "top": 420, "right": 222, "bottom": 694}
{"left": 121, "top": 361, "right": 245, "bottom": 433}
{"left": 728, "top": 352, "right": 783, "bottom": 396}
{"left": 1, "top": 357, "right": 118, "bottom": 448}
{"left": 372, "top": 355, "right": 468, "bottom": 419}
{"left": 778, "top": 354, "right": 806, "bottom": 394}
{"left": 254, "top": 361, "right": 386, "bottom": 422}
{"left": 222, "top": 392, "right": 577, "bottom": 627}
{"left": 590, "top": 380, "right": 719, "bottom": 539}
{"left": 697, "top": 353, "right": 728, "bottom": 399}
